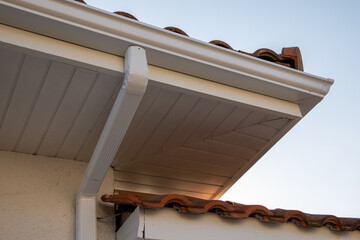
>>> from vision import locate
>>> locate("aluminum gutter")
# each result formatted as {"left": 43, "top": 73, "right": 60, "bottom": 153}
{"left": 0, "top": 0, "right": 333, "bottom": 115}
{"left": 76, "top": 46, "right": 148, "bottom": 240}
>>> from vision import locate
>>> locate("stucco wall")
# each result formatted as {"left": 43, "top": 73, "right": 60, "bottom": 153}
{"left": 0, "top": 151, "right": 114, "bottom": 240}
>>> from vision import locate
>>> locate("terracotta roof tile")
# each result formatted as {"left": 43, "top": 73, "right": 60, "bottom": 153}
{"left": 102, "top": 193, "right": 360, "bottom": 232}
{"left": 164, "top": 27, "right": 189, "bottom": 37}
{"left": 74, "top": 0, "right": 303, "bottom": 71}
{"left": 113, "top": 11, "right": 138, "bottom": 21}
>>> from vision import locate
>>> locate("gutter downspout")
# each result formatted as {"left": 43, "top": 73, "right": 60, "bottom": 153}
{"left": 76, "top": 46, "right": 148, "bottom": 240}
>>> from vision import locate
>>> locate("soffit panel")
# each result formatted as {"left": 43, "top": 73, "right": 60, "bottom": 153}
{"left": 112, "top": 83, "right": 296, "bottom": 199}
{"left": 0, "top": 46, "right": 123, "bottom": 159}
{"left": 0, "top": 44, "right": 299, "bottom": 199}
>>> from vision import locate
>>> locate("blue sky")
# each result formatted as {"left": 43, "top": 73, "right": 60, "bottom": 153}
{"left": 85, "top": 0, "right": 360, "bottom": 217}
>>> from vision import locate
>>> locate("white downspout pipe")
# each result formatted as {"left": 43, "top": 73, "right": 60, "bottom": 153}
{"left": 76, "top": 46, "right": 148, "bottom": 240}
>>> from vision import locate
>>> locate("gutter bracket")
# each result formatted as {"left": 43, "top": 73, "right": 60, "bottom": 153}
{"left": 76, "top": 46, "right": 148, "bottom": 240}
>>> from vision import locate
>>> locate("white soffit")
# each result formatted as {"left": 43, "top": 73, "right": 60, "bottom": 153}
{"left": 112, "top": 83, "right": 300, "bottom": 199}
{"left": 0, "top": 29, "right": 300, "bottom": 199}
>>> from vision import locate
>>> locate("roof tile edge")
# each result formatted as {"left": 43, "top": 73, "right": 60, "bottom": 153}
{"left": 102, "top": 193, "right": 360, "bottom": 232}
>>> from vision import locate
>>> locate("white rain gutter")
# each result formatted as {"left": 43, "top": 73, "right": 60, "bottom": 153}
{"left": 76, "top": 46, "right": 148, "bottom": 240}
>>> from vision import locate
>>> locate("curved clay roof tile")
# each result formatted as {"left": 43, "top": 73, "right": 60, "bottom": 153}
{"left": 164, "top": 27, "right": 189, "bottom": 36}
{"left": 253, "top": 48, "right": 283, "bottom": 62}
{"left": 247, "top": 205, "right": 273, "bottom": 218}
{"left": 159, "top": 194, "right": 192, "bottom": 207}
{"left": 101, "top": 193, "right": 141, "bottom": 206}
{"left": 201, "top": 200, "right": 236, "bottom": 213}
{"left": 113, "top": 11, "right": 138, "bottom": 21}
{"left": 209, "top": 40, "right": 234, "bottom": 50}
{"left": 322, "top": 216, "right": 342, "bottom": 231}
{"left": 141, "top": 194, "right": 192, "bottom": 208}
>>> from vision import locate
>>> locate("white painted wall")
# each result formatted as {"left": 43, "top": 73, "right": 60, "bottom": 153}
{"left": 0, "top": 151, "right": 115, "bottom": 240}
{"left": 119, "top": 207, "right": 360, "bottom": 240}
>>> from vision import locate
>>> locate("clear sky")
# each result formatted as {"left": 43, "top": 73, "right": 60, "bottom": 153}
{"left": 85, "top": 0, "right": 360, "bottom": 217}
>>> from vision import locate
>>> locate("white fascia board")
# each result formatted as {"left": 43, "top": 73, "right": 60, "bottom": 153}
{"left": 0, "top": 0, "right": 333, "bottom": 115}
{"left": 149, "top": 64, "right": 302, "bottom": 119}
{"left": 0, "top": 25, "right": 302, "bottom": 119}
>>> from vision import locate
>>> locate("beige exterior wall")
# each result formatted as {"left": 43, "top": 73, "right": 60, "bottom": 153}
{"left": 0, "top": 151, "right": 114, "bottom": 240}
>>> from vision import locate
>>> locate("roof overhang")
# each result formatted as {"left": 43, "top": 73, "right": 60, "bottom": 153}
{"left": 0, "top": 0, "right": 333, "bottom": 199}
{"left": 0, "top": 0, "right": 333, "bottom": 114}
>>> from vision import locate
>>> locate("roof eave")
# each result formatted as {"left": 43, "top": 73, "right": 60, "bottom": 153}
{"left": 0, "top": 0, "right": 333, "bottom": 116}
